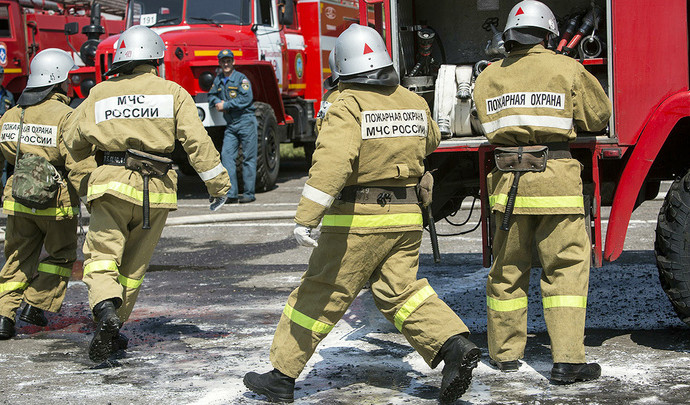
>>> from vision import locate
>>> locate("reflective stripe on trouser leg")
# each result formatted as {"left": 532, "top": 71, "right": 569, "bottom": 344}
{"left": 23, "top": 217, "right": 78, "bottom": 313}
{"left": 487, "top": 213, "right": 534, "bottom": 362}
{"left": 270, "top": 232, "right": 376, "bottom": 378}
{"left": 117, "top": 202, "right": 168, "bottom": 322}
{"left": 368, "top": 230, "right": 468, "bottom": 368}
{"left": 0, "top": 215, "right": 44, "bottom": 319}
{"left": 537, "top": 214, "right": 590, "bottom": 363}
{"left": 82, "top": 195, "right": 168, "bottom": 321}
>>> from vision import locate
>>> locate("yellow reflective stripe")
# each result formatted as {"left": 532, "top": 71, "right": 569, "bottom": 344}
{"left": 543, "top": 295, "right": 587, "bottom": 309}
{"left": 37, "top": 263, "right": 72, "bottom": 278}
{"left": 283, "top": 304, "right": 334, "bottom": 334}
{"left": 3, "top": 200, "right": 78, "bottom": 217}
{"left": 88, "top": 181, "right": 177, "bottom": 204}
{"left": 194, "top": 49, "right": 243, "bottom": 57}
{"left": 0, "top": 281, "right": 29, "bottom": 292}
{"left": 489, "top": 194, "right": 583, "bottom": 209}
{"left": 394, "top": 285, "right": 435, "bottom": 331}
{"left": 83, "top": 260, "right": 119, "bottom": 276}
{"left": 487, "top": 296, "right": 529, "bottom": 312}
{"left": 322, "top": 213, "right": 423, "bottom": 228}
{"left": 118, "top": 274, "right": 145, "bottom": 289}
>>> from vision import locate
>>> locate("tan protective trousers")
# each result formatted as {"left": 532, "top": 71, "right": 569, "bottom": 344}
{"left": 270, "top": 230, "right": 469, "bottom": 378}
{"left": 487, "top": 212, "right": 590, "bottom": 364}
{"left": 82, "top": 194, "right": 168, "bottom": 322}
{"left": 0, "top": 215, "right": 77, "bottom": 319}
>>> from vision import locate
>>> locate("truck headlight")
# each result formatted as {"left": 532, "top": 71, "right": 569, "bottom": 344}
{"left": 197, "top": 107, "right": 206, "bottom": 122}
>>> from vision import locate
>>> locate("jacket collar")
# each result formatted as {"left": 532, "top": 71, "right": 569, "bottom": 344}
{"left": 48, "top": 91, "right": 71, "bottom": 105}
{"left": 132, "top": 64, "right": 158, "bottom": 75}
{"left": 508, "top": 44, "right": 553, "bottom": 56}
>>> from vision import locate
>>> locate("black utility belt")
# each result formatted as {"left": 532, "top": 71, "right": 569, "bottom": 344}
{"left": 494, "top": 142, "right": 572, "bottom": 174}
{"left": 102, "top": 150, "right": 173, "bottom": 173}
{"left": 337, "top": 185, "right": 419, "bottom": 205}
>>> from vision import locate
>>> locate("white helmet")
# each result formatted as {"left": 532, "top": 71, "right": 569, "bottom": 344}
{"left": 328, "top": 51, "right": 339, "bottom": 81}
{"left": 112, "top": 25, "right": 165, "bottom": 66}
{"left": 334, "top": 24, "right": 392, "bottom": 76}
{"left": 26, "top": 48, "right": 77, "bottom": 89}
{"left": 503, "top": 1, "right": 559, "bottom": 46}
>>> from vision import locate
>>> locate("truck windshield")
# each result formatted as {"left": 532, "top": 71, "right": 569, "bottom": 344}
{"left": 187, "top": 0, "right": 251, "bottom": 25}
{"left": 126, "top": 0, "right": 184, "bottom": 28}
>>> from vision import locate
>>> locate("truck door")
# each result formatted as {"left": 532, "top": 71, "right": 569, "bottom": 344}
{"left": 255, "top": 0, "right": 285, "bottom": 88}
{"left": 0, "top": 1, "right": 26, "bottom": 92}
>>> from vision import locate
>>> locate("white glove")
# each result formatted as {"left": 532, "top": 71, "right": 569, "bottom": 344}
{"left": 293, "top": 224, "right": 319, "bottom": 247}
{"left": 209, "top": 196, "right": 228, "bottom": 211}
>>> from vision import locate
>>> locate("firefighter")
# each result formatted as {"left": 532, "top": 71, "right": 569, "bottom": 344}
{"left": 473, "top": 1, "right": 612, "bottom": 383}
{"left": 0, "top": 66, "right": 15, "bottom": 117}
{"left": 0, "top": 49, "right": 94, "bottom": 340}
{"left": 64, "top": 25, "right": 231, "bottom": 363}
{"left": 208, "top": 49, "right": 258, "bottom": 204}
{"left": 243, "top": 24, "right": 480, "bottom": 404}
{"left": 314, "top": 50, "right": 340, "bottom": 134}
{"left": 0, "top": 66, "right": 16, "bottom": 186}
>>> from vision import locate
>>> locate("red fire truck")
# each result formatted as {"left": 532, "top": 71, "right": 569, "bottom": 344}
{"left": 90, "top": 0, "right": 362, "bottom": 191}
{"left": 356, "top": 0, "right": 690, "bottom": 325}
{"left": 0, "top": 0, "right": 123, "bottom": 99}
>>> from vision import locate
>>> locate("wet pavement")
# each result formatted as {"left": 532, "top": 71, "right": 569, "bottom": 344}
{"left": 1, "top": 161, "right": 688, "bottom": 404}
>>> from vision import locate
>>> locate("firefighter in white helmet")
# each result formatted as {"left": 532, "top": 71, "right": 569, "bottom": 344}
{"left": 64, "top": 25, "right": 231, "bottom": 363}
{"left": 0, "top": 49, "right": 95, "bottom": 340}
{"left": 243, "top": 24, "right": 479, "bottom": 404}
{"left": 473, "top": 0, "right": 612, "bottom": 383}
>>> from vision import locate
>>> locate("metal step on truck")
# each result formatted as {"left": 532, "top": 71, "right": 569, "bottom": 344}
{"left": 357, "top": 0, "right": 690, "bottom": 325}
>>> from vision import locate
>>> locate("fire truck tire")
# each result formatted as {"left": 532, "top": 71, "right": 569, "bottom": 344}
{"left": 254, "top": 102, "right": 280, "bottom": 192}
{"left": 304, "top": 141, "right": 315, "bottom": 167}
{"left": 177, "top": 157, "right": 197, "bottom": 176}
{"left": 654, "top": 171, "right": 690, "bottom": 326}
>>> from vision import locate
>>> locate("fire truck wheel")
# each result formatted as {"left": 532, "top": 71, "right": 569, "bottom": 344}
{"left": 177, "top": 157, "right": 197, "bottom": 176}
{"left": 304, "top": 142, "right": 315, "bottom": 167}
{"left": 254, "top": 102, "right": 280, "bottom": 192}
{"left": 655, "top": 171, "right": 690, "bottom": 326}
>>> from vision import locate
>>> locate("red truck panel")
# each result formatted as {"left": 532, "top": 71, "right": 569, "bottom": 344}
{"left": 612, "top": 0, "right": 689, "bottom": 144}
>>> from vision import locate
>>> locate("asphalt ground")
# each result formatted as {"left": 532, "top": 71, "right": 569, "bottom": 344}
{"left": 0, "top": 160, "right": 688, "bottom": 405}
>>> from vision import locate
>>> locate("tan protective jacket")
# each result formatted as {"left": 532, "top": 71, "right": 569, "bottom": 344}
{"left": 66, "top": 65, "right": 230, "bottom": 210}
{"left": 474, "top": 45, "right": 612, "bottom": 215}
{"left": 295, "top": 83, "right": 440, "bottom": 233}
{"left": 0, "top": 92, "right": 95, "bottom": 220}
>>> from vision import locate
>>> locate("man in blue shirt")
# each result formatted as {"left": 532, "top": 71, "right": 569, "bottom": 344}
{"left": 0, "top": 67, "right": 15, "bottom": 117}
{"left": 0, "top": 66, "right": 15, "bottom": 186}
{"left": 208, "top": 49, "right": 258, "bottom": 204}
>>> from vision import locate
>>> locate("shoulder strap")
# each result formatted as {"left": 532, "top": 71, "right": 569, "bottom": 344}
{"left": 14, "top": 107, "right": 24, "bottom": 167}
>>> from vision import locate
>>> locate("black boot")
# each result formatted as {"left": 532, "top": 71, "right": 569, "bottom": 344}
{"left": 19, "top": 304, "right": 48, "bottom": 327}
{"left": 435, "top": 334, "right": 481, "bottom": 404}
{"left": 243, "top": 368, "right": 295, "bottom": 403}
{"left": 113, "top": 332, "right": 129, "bottom": 352}
{"left": 0, "top": 316, "right": 15, "bottom": 340}
{"left": 89, "top": 299, "right": 122, "bottom": 363}
{"left": 550, "top": 362, "right": 601, "bottom": 384}
{"left": 489, "top": 358, "right": 520, "bottom": 372}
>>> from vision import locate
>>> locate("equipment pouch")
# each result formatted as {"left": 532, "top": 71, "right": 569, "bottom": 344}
{"left": 12, "top": 153, "right": 61, "bottom": 209}
{"left": 494, "top": 146, "right": 548, "bottom": 173}
{"left": 124, "top": 149, "right": 173, "bottom": 177}
{"left": 416, "top": 171, "right": 434, "bottom": 207}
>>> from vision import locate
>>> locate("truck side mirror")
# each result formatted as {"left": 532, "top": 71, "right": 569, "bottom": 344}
{"left": 279, "top": 0, "right": 294, "bottom": 26}
{"left": 64, "top": 22, "right": 79, "bottom": 36}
